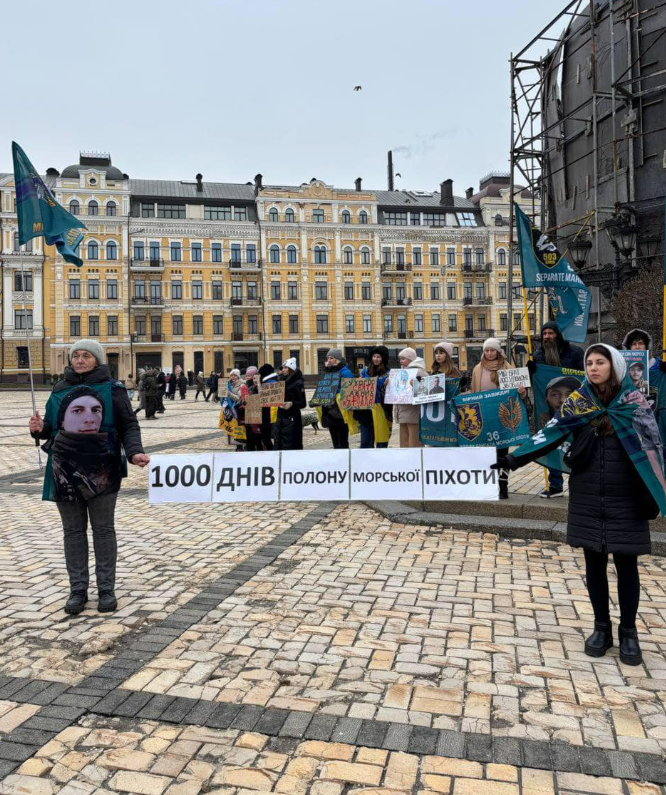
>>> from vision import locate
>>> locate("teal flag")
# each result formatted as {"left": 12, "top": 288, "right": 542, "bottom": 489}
{"left": 648, "top": 366, "right": 666, "bottom": 446}
{"left": 532, "top": 363, "right": 585, "bottom": 471}
{"left": 515, "top": 379, "right": 666, "bottom": 516}
{"left": 515, "top": 203, "right": 591, "bottom": 343}
{"left": 454, "top": 388, "right": 531, "bottom": 447}
{"left": 12, "top": 142, "right": 86, "bottom": 266}
{"left": 419, "top": 377, "right": 461, "bottom": 446}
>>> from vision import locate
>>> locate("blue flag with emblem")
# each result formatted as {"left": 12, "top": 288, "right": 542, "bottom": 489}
{"left": 12, "top": 142, "right": 86, "bottom": 267}
{"left": 453, "top": 388, "right": 531, "bottom": 447}
{"left": 532, "top": 363, "right": 585, "bottom": 472}
{"left": 419, "top": 377, "right": 461, "bottom": 446}
{"left": 515, "top": 203, "right": 590, "bottom": 343}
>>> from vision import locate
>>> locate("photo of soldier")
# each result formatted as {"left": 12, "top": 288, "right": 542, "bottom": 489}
{"left": 539, "top": 376, "right": 583, "bottom": 429}
{"left": 628, "top": 360, "right": 648, "bottom": 395}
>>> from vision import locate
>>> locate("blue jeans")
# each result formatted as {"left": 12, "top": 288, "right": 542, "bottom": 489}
{"left": 359, "top": 420, "right": 388, "bottom": 449}
{"left": 548, "top": 468, "right": 563, "bottom": 492}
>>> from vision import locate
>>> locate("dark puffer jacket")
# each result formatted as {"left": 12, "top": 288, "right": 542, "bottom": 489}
{"left": 533, "top": 321, "right": 585, "bottom": 370}
{"left": 274, "top": 368, "right": 306, "bottom": 450}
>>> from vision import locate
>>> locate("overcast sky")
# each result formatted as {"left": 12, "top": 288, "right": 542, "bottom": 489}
{"left": 2, "top": 0, "right": 566, "bottom": 195}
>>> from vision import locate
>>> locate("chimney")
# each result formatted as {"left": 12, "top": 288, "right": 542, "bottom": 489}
{"left": 440, "top": 179, "right": 453, "bottom": 205}
{"left": 466, "top": 187, "right": 474, "bottom": 200}
{"left": 254, "top": 173, "right": 263, "bottom": 190}
{"left": 196, "top": 173, "right": 203, "bottom": 192}
{"left": 355, "top": 177, "right": 362, "bottom": 192}
{"left": 387, "top": 151, "right": 394, "bottom": 191}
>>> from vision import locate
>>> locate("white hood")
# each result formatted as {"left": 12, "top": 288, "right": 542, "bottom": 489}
{"left": 584, "top": 343, "right": 627, "bottom": 382}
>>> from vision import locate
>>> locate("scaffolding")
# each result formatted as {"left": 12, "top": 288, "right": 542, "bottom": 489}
{"left": 507, "top": 0, "right": 666, "bottom": 356}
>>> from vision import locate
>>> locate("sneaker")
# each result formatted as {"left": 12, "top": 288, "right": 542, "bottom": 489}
{"left": 98, "top": 592, "right": 117, "bottom": 613}
{"left": 64, "top": 591, "right": 88, "bottom": 615}
{"left": 539, "top": 488, "right": 564, "bottom": 499}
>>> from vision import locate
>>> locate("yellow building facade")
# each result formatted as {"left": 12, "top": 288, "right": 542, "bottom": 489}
{"left": 0, "top": 155, "right": 537, "bottom": 381}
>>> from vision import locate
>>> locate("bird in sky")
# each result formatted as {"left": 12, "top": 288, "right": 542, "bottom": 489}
{"left": 395, "top": 173, "right": 402, "bottom": 178}
{"left": 353, "top": 85, "right": 362, "bottom": 91}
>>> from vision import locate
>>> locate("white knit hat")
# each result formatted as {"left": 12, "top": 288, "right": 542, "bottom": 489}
{"left": 283, "top": 358, "right": 298, "bottom": 371}
{"left": 69, "top": 338, "right": 105, "bottom": 364}
{"left": 434, "top": 341, "right": 454, "bottom": 358}
{"left": 483, "top": 338, "right": 503, "bottom": 354}
{"left": 584, "top": 343, "right": 627, "bottom": 382}
{"left": 398, "top": 347, "right": 417, "bottom": 362}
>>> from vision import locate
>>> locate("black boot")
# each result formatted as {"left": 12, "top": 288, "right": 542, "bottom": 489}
{"left": 619, "top": 626, "right": 642, "bottom": 666}
{"left": 584, "top": 621, "right": 613, "bottom": 657}
{"left": 65, "top": 591, "right": 88, "bottom": 615}
{"left": 98, "top": 591, "right": 117, "bottom": 613}
{"left": 499, "top": 480, "right": 509, "bottom": 500}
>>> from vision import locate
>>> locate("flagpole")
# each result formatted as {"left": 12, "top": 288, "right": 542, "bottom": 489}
{"left": 18, "top": 259, "right": 42, "bottom": 469}
{"left": 522, "top": 288, "right": 533, "bottom": 357}
{"left": 662, "top": 195, "right": 666, "bottom": 362}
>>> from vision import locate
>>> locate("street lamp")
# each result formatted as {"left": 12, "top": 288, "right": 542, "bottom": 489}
{"left": 605, "top": 216, "right": 637, "bottom": 259}
{"left": 638, "top": 234, "right": 660, "bottom": 262}
{"left": 568, "top": 236, "right": 592, "bottom": 271}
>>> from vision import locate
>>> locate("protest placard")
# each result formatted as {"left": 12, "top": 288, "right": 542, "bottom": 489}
{"left": 311, "top": 372, "right": 341, "bottom": 406}
{"left": 454, "top": 388, "right": 531, "bottom": 447}
{"left": 244, "top": 393, "right": 263, "bottom": 424}
{"left": 385, "top": 369, "right": 418, "bottom": 404}
{"left": 340, "top": 377, "right": 376, "bottom": 410}
{"left": 413, "top": 374, "right": 446, "bottom": 404}
{"left": 259, "top": 380, "right": 285, "bottom": 407}
{"left": 497, "top": 367, "right": 531, "bottom": 390}
{"left": 619, "top": 349, "right": 650, "bottom": 396}
{"left": 419, "top": 377, "right": 461, "bottom": 446}
{"left": 532, "top": 363, "right": 584, "bottom": 472}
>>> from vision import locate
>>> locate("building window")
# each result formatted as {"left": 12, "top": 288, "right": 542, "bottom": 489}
{"left": 343, "top": 247, "right": 353, "bottom": 264}
{"left": 192, "top": 281, "right": 203, "bottom": 300}
{"left": 230, "top": 244, "right": 242, "bottom": 264}
{"left": 430, "top": 282, "right": 440, "bottom": 300}
{"left": 88, "top": 316, "right": 99, "bottom": 336}
{"left": 205, "top": 206, "right": 231, "bottom": 220}
{"left": 135, "top": 315, "right": 146, "bottom": 336}
{"left": 497, "top": 249, "right": 506, "bottom": 266}
{"left": 69, "top": 315, "right": 80, "bottom": 336}
{"left": 269, "top": 245, "right": 280, "bottom": 263}
{"left": 158, "top": 203, "right": 186, "bottom": 219}
{"left": 431, "top": 313, "right": 441, "bottom": 333}
{"left": 248, "top": 315, "right": 258, "bottom": 334}
{"left": 415, "top": 314, "right": 424, "bottom": 333}
{"left": 193, "top": 315, "right": 204, "bottom": 335}
{"left": 133, "top": 242, "right": 144, "bottom": 261}
{"left": 16, "top": 346, "right": 29, "bottom": 368}
{"left": 272, "top": 315, "right": 282, "bottom": 334}
{"left": 359, "top": 210, "right": 368, "bottom": 224}
{"left": 285, "top": 208, "right": 295, "bottom": 223}
{"left": 314, "top": 245, "right": 327, "bottom": 264}
{"left": 288, "top": 282, "right": 298, "bottom": 300}
{"left": 363, "top": 314, "right": 372, "bottom": 334}
{"left": 344, "top": 282, "right": 354, "bottom": 301}
{"left": 413, "top": 282, "right": 422, "bottom": 301}
{"left": 512, "top": 283, "right": 521, "bottom": 299}
{"left": 361, "top": 248, "right": 370, "bottom": 264}
{"left": 457, "top": 212, "right": 477, "bottom": 227}
{"left": 107, "top": 279, "right": 118, "bottom": 299}
{"left": 397, "top": 315, "right": 407, "bottom": 335}
{"left": 476, "top": 248, "right": 485, "bottom": 265}
{"left": 513, "top": 313, "right": 522, "bottom": 331}
{"left": 396, "top": 282, "right": 406, "bottom": 302}
{"left": 231, "top": 282, "right": 242, "bottom": 301}
{"left": 384, "top": 315, "right": 393, "bottom": 334}
{"left": 106, "top": 201, "right": 117, "bottom": 217}
{"left": 463, "top": 249, "right": 472, "bottom": 266}
{"left": 88, "top": 200, "right": 98, "bottom": 216}
{"left": 232, "top": 315, "right": 243, "bottom": 336}
{"left": 382, "top": 283, "right": 392, "bottom": 301}
{"left": 212, "top": 281, "right": 223, "bottom": 300}
{"left": 385, "top": 211, "right": 408, "bottom": 226}
{"left": 171, "top": 281, "right": 182, "bottom": 300}
{"left": 88, "top": 280, "right": 100, "bottom": 300}
{"left": 289, "top": 315, "right": 299, "bottom": 334}
{"left": 107, "top": 316, "right": 118, "bottom": 335}
{"left": 213, "top": 315, "right": 224, "bottom": 335}
{"left": 134, "top": 281, "right": 146, "bottom": 300}
{"left": 14, "top": 309, "right": 33, "bottom": 329}
{"left": 345, "top": 315, "right": 355, "bottom": 333}
{"left": 315, "top": 282, "right": 328, "bottom": 300}
{"left": 234, "top": 207, "right": 247, "bottom": 221}
{"left": 361, "top": 282, "right": 371, "bottom": 301}
{"left": 69, "top": 200, "right": 79, "bottom": 216}
{"left": 247, "top": 281, "right": 258, "bottom": 300}
{"left": 424, "top": 212, "right": 446, "bottom": 226}
{"left": 191, "top": 243, "right": 202, "bottom": 262}
{"left": 476, "top": 283, "right": 485, "bottom": 300}
{"left": 341, "top": 210, "right": 351, "bottom": 224}
{"left": 498, "top": 282, "right": 507, "bottom": 300}
{"left": 149, "top": 242, "right": 160, "bottom": 261}
{"left": 106, "top": 241, "right": 117, "bottom": 260}
{"left": 396, "top": 248, "right": 405, "bottom": 266}
{"left": 465, "top": 314, "right": 474, "bottom": 332}
{"left": 170, "top": 242, "right": 182, "bottom": 261}
{"left": 448, "top": 314, "right": 457, "bottom": 332}
{"left": 141, "top": 203, "right": 155, "bottom": 218}
{"left": 171, "top": 315, "right": 182, "bottom": 335}
{"left": 512, "top": 249, "right": 521, "bottom": 266}
{"left": 245, "top": 244, "right": 256, "bottom": 263}
{"left": 429, "top": 249, "right": 439, "bottom": 267}
{"left": 478, "top": 314, "right": 487, "bottom": 332}
{"left": 412, "top": 248, "right": 422, "bottom": 266}
{"left": 269, "top": 208, "right": 279, "bottom": 222}
{"left": 150, "top": 281, "right": 162, "bottom": 304}
{"left": 286, "top": 245, "right": 297, "bottom": 263}
{"left": 14, "top": 272, "right": 33, "bottom": 291}
{"left": 270, "top": 282, "right": 281, "bottom": 301}
{"left": 495, "top": 213, "right": 504, "bottom": 226}
{"left": 446, "top": 282, "right": 456, "bottom": 301}
{"left": 316, "top": 315, "right": 329, "bottom": 334}
{"left": 500, "top": 313, "right": 508, "bottom": 331}
{"left": 87, "top": 241, "right": 98, "bottom": 260}
{"left": 212, "top": 243, "right": 222, "bottom": 262}
{"left": 410, "top": 212, "right": 421, "bottom": 226}
{"left": 463, "top": 282, "right": 472, "bottom": 299}
{"left": 312, "top": 209, "right": 324, "bottom": 223}
{"left": 69, "top": 280, "right": 81, "bottom": 299}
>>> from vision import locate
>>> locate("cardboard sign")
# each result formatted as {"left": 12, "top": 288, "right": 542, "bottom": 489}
{"left": 497, "top": 367, "right": 531, "bottom": 391}
{"left": 619, "top": 349, "right": 650, "bottom": 396}
{"left": 413, "top": 375, "right": 447, "bottom": 404}
{"left": 244, "top": 393, "right": 263, "bottom": 425}
{"left": 311, "top": 372, "right": 341, "bottom": 406}
{"left": 385, "top": 369, "right": 419, "bottom": 405}
{"left": 340, "top": 377, "right": 376, "bottom": 410}
{"left": 259, "top": 380, "right": 285, "bottom": 407}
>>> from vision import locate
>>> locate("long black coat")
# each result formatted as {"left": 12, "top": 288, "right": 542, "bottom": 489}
{"left": 514, "top": 426, "right": 654, "bottom": 555}
{"left": 274, "top": 369, "right": 306, "bottom": 450}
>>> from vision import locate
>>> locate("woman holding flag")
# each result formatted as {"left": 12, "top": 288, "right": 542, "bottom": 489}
{"left": 494, "top": 344, "right": 666, "bottom": 666}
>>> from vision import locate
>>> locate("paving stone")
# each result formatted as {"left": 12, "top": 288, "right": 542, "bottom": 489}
{"left": 112, "top": 691, "right": 156, "bottom": 718}
{"left": 206, "top": 703, "right": 243, "bottom": 729}
{"left": 579, "top": 746, "right": 612, "bottom": 777}
{"left": 230, "top": 704, "right": 265, "bottom": 731}
{"left": 160, "top": 697, "right": 200, "bottom": 724}
{"left": 91, "top": 689, "right": 132, "bottom": 715}
{"left": 0, "top": 742, "right": 38, "bottom": 762}
{"left": 635, "top": 754, "right": 666, "bottom": 785}
{"left": 253, "top": 708, "right": 290, "bottom": 736}
{"left": 280, "top": 711, "right": 314, "bottom": 739}
{"left": 136, "top": 696, "right": 177, "bottom": 721}
{"left": 5, "top": 727, "right": 55, "bottom": 746}
{"left": 550, "top": 742, "right": 581, "bottom": 773}
{"left": 407, "top": 726, "right": 439, "bottom": 755}
{"left": 492, "top": 737, "right": 521, "bottom": 767}
{"left": 355, "top": 720, "right": 388, "bottom": 749}
{"left": 522, "top": 740, "right": 552, "bottom": 770}
{"left": 384, "top": 724, "right": 413, "bottom": 752}
{"left": 181, "top": 700, "right": 219, "bottom": 726}
{"left": 466, "top": 733, "right": 493, "bottom": 763}
{"left": 331, "top": 717, "right": 362, "bottom": 745}
{"left": 303, "top": 714, "right": 338, "bottom": 741}
{"left": 608, "top": 750, "right": 639, "bottom": 780}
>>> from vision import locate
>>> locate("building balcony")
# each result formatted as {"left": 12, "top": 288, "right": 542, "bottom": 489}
{"left": 130, "top": 258, "right": 165, "bottom": 271}
{"left": 229, "top": 258, "right": 261, "bottom": 270}
{"left": 132, "top": 333, "right": 166, "bottom": 343}
{"left": 232, "top": 332, "right": 263, "bottom": 342}
{"left": 382, "top": 330, "right": 413, "bottom": 341}
{"left": 463, "top": 296, "right": 493, "bottom": 306}
{"left": 381, "top": 297, "right": 412, "bottom": 308}
{"left": 131, "top": 296, "right": 165, "bottom": 309}
{"left": 380, "top": 262, "right": 412, "bottom": 274}
{"left": 230, "top": 297, "right": 261, "bottom": 308}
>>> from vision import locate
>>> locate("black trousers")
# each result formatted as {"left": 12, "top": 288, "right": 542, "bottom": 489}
{"left": 328, "top": 419, "right": 349, "bottom": 449}
{"left": 145, "top": 395, "right": 158, "bottom": 418}
{"left": 244, "top": 428, "right": 263, "bottom": 451}
{"left": 56, "top": 493, "right": 118, "bottom": 593}
{"left": 584, "top": 548, "right": 640, "bottom": 629}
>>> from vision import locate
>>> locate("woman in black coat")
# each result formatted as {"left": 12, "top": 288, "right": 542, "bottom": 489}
{"left": 498, "top": 344, "right": 660, "bottom": 666}
{"left": 274, "top": 359, "right": 306, "bottom": 450}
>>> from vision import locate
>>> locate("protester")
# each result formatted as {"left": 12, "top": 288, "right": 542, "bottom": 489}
{"left": 206, "top": 371, "right": 220, "bottom": 403}
{"left": 431, "top": 341, "right": 465, "bottom": 387}
{"left": 141, "top": 367, "right": 160, "bottom": 419}
{"left": 134, "top": 369, "right": 146, "bottom": 415}
{"left": 195, "top": 371, "right": 207, "bottom": 401}
{"left": 124, "top": 373, "right": 135, "bottom": 401}
{"left": 393, "top": 347, "right": 427, "bottom": 448}
{"left": 495, "top": 343, "right": 665, "bottom": 665}
{"left": 258, "top": 364, "right": 277, "bottom": 450}
{"left": 355, "top": 345, "right": 391, "bottom": 448}
{"left": 187, "top": 369, "right": 194, "bottom": 387}
{"left": 173, "top": 365, "right": 187, "bottom": 400}
{"left": 225, "top": 369, "right": 245, "bottom": 449}
{"left": 320, "top": 349, "right": 354, "bottom": 449}
{"left": 164, "top": 371, "right": 172, "bottom": 400}
{"left": 274, "top": 358, "right": 306, "bottom": 450}
{"left": 623, "top": 328, "right": 657, "bottom": 370}
{"left": 155, "top": 367, "right": 166, "bottom": 413}
{"left": 240, "top": 367, "right": 263, "bottom": 451}
{"left": 471, "top": 338, "right": 525, "bottom": 498}
{"left": 530, "top": 321, "right": 585, "bottom": 370}
{"left": 28, "top": 339, "right": 149, "bottom": 615}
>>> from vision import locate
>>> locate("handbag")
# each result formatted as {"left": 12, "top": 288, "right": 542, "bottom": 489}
{"left": 563, "top": 423, "right": 598, "bottom": 470}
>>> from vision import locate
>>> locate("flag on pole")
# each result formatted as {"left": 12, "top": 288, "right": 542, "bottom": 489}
{"left": 12, "top": 142, "right": 85, "bottom": 266}
{"left": 515, "top": 203, "right": 591, "bottom": 343}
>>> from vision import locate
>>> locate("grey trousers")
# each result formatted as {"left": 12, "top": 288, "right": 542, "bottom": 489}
{"left": 56, "top": 492, "right": 118, "bottom": 593}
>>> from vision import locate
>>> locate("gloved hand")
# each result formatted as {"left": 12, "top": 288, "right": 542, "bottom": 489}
{"left": 282, "top": 401, "right": 293, "bottom": 410}
{"left": 659, "top": 360, "right": 666, "bottom": 373}
{"left": 526, "top": 360, "right": 537, "bottom": 376}
{"left": 490, "top": 454, "right": 518, "bottom": 471}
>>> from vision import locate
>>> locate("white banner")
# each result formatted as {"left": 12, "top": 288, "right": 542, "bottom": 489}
{"left": 148, "top": 448, "right": 499, "bottom": 504}
{"left": 497, "top": 367, "right": 531, "bottom": 390}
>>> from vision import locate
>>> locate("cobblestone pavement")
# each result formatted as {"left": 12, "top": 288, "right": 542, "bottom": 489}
{"left": 5, "top": 391, "right": 664, "bottom": 794}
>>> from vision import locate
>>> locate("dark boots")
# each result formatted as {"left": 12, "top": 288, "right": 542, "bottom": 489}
{"left": 64, "top": 591, "right": 88, "bottom": 615}
{"left": 499, "top": 479, "right": 509, "bottom": 500}
{"left": 98, "top": 592, "right": 117, "bottom": 613}
{"left": 619, "top": 626, "right": 642, "bottom": 666}
{"left": 584, "top": 621, "right": 613, "bottom": 657}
